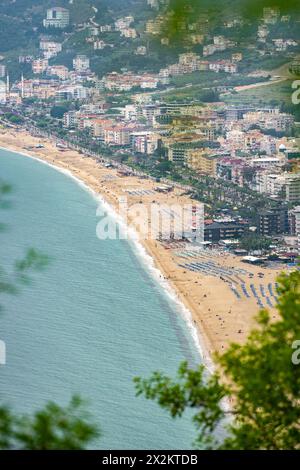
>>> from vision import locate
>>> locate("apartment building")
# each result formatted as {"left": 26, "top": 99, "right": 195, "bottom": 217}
{"left": 259, "top": 173, "right": 300, "bottom": 202}
{"left": 40, "top": 40, "right": 62, "bottom": 59}
{"left": 63, "top": 111, "right": 78, "bottom": 128}
{"left": 186, "top": 150, "right": 218, "bottom": 175}
{"left": 115, "top": 16, "right": 134, "bottom": 31}
{"left": 43, "top": 7, "right": 70, "bottom": 29}
{"left": 73, "top": 55, "right": 90, "bottom": 72}
{"left": 131, "top": 131, "right": 159, "bottom": 154}
{"left": 104, "top": 125, "right": 132, "bottom": 146}
{"left": 0, "top": 64, "right": 6, "bottom": 78}
{"left": 204, "top": 220, "right": 249, "bottom": 242}
{"left": 47, "top": 65, "right": 69, "bottom": 80}
{"left": 32, "top": 59, "right": 49, "bottom": 74}
{"left": 0, "top": 80, "right": 7, "bottom": 103}
{"left": 121, "top": 28, "right": 137, "bottom": 39}
{"left": 258, "top": 206, "right": 288, "bottom": 236}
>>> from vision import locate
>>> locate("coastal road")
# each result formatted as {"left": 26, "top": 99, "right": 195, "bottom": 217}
{"left": 234, "top": 78, "right": 287, "bottom": 93}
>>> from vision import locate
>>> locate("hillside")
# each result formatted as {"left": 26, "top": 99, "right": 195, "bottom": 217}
{"left": 0, "top": 1, "right": 145, "bottom": 52}
{"left": 0, "top": 0, "right": 299, "bottom": 85}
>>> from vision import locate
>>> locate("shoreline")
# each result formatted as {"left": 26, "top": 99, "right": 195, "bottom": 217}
{"left": 0, "top": 126, "right": 283, "bottom": 367}
{"left": 0, "top": 140, "right": 212, "bottom": 369}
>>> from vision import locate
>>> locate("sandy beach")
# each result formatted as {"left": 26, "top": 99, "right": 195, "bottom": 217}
{"left": 0, "top": 126, "right": 285, "bottom": 362}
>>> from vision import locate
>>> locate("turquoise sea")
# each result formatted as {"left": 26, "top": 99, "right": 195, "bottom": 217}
{"left": 0, "top": 148, "right": 201, "bottom": 449}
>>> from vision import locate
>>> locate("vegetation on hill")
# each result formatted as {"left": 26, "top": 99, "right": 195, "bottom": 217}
{"left": 161, "top": 0, "right": 300, "bottom": 40}
{"left": 0, "top": 0, "right": 299, "bottom": 85}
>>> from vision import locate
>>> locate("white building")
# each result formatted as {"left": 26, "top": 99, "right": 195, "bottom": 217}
{"left": 140, "top": 76, "right": 159, "bottom": 89}
{"left": 32, "top": 59, "right": 48, "bottom": 74}
{"left": 0, "top": 80, "right": 7, "bottom": 103}
{"left": 257, "top": 24, "right": 269, "bottom": 42}
{"left": 272, "top": 38, "right": 298, "bottom": 52}
{"left": 243, "top": 110, "right": 294, "bottom": 132}
{"left": 203, "top": 44, "right": 216, "bottom": 57}
{"left": 135, "top": 46, "right": 147, "bottom": 56}
{"left": 285, "top": 174, "right": 300, "bottom": 203}
{"left": 290, "top": 206, "right": 300, "bottom": 251}
{"left": 147, "top": 0, "right": 160, "bottom": 8}
{"left": 124, "top": 104, "right": 138, "bottom": 121}
{"left": 250, "top": 157, "right": 282, "bottom": 169}
{"left": 259, "top": 173, "right": 300, "bottom": 202}
{"left": 47, "top": 65, "right": 69, "bottom": 80}
{"left": 73, "top": 55, "right": 90, "bottom": 72}
{"left": 120, "top": 28, "right": 137, "bottom": 39}
{"left": 89, "top": 26, "right": 99, "bottom": 36}
{"left": 131, "top": 131, "right": 159, "bottom": 154}
{"left": 99, "top": 25, "right": 113, "bottom": 33}
{"left": 0, "top": 64, "right": 6, "bottom": 78}
{"left": 56, "top": 85, "right": 87, "bottom": 101}
{"left": 94, "top": 40, "right": 113, "bottom": 50}
{"left": 115, "top": 16, "right": 134, "bottom": 31}
{"left": 40, "top": 40, "right": 62, "bottom": 59}
{"left": 63, "top": 111, "right": 78, "bottom": 128}
{"left": 263, "top": 7, "right": 280, "bottom": 24}
{"left": 43, "top": 7, "right": 70, "bottom": 29}
{"left": 260, "top": 136, "right": 277, "bottom": 155}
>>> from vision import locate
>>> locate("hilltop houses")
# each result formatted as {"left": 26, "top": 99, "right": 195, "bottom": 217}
{"left": 40, "top": 38, "right": 62, "bottom": 59}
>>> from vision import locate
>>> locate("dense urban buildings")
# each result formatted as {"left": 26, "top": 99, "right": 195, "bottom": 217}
{"left": 0, "top": 1, "right": 299, "bottom": 254}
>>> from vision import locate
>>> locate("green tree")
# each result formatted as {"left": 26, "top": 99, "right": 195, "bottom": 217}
{"left": 239, "top": 234, "right": 272, "bottom": 252}
{"left": 1, "top": 396, "right": 99, "bottom": 450}
{"left": 135, "top": 270, "right": 300, "bottom": 449}
{"left": 161, "top": 0, "right": 299, "bottom": 41}
{"left": 4, "top": 113, "right": 24, "bottom": 125}
{"left": 155, "top": 160, "right": 174, "bottom": 176}
{"left": 50, "top": 105, "right": 70, "bottom": 120}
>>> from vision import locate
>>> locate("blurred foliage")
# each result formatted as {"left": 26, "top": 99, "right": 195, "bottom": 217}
{"left": 135, "top": 269, "right": 300, "bottom": 449}
{"left": 0, "top": 395, "right": 99, "bottom": 450}
{"left": 161, "top": 0, "right": 300, "bottom": 42}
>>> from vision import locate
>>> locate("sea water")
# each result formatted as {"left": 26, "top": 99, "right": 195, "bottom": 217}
{"left": 0, "top": 148, "right": 201, "bottom": 449}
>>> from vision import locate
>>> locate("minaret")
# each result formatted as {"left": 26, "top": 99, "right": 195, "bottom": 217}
{"left": 6, "top": 74, "right": 10, "bottom": 102}
{"left": 21, "top": 73, "right": 24, "bottom": 99}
